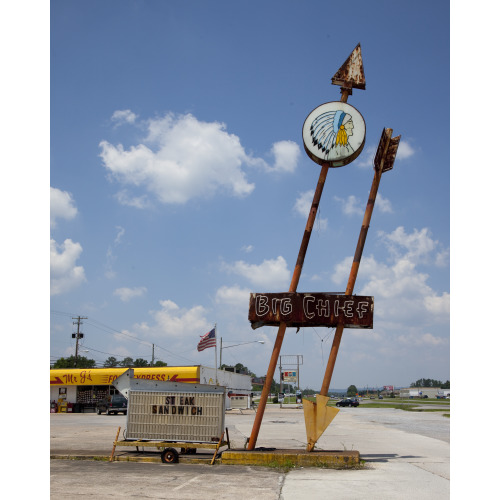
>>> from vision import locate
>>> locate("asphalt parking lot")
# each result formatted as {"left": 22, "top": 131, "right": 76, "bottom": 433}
{"left": 50, "top": 405, "right": 450, "bottom": 499}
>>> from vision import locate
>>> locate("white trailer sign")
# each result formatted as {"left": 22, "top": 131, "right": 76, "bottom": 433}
{"left": 114, "top": 369, "right": 225, "bottom": 444}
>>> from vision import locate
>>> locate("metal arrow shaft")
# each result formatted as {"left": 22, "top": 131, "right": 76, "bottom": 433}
{"left": 319, "top": 129, "right": 392, "bottom": 398}
{"left": 247, "top": 91, "right": 352, "bottom": 451}
{"left": 247, "top": 162, "right": 329, "bottom": 450}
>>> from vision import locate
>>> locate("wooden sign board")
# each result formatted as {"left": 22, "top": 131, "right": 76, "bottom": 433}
{"left": 249, "top": 293, "right": 373, "bottom": 330}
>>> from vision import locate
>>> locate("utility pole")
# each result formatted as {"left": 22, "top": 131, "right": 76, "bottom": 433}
{"left": 151, "top": 344, "right": 155, "bottom": 366}
{"left": 72, "top": 316, "right": 87, "bottom": 367}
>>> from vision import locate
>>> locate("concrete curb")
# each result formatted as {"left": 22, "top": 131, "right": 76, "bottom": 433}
{"left": 51, "top": 453, "right": 220, "bottom": 464}
{"left": 221, "top": 449, "right": 360, "bottom": 468}
{"left": 51, "top": 448, "right": 361, "bottom": 469}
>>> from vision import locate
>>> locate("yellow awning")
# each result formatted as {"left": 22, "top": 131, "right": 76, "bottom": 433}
{"left": 50, "top": 366, "right": 200, "bottom": 386}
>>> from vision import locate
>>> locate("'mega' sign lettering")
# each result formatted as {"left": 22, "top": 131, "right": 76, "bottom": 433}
{"left": 248, "top": 292, "right": 373, "bottom": 329}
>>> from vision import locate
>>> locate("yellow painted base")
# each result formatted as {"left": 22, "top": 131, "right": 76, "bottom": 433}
{"left": 303, "top": 395, "right": 340, "bottom": 451}
{"left": 221, "top": 449, "right": 359, "bottom": 468}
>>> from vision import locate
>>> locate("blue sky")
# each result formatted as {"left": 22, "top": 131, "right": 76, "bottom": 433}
{"left": 48, "top": 0, "right": 451, "bottom": 390}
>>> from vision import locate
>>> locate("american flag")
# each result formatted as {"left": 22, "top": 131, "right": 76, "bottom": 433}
{"left": 197, "top": 328, "right": 216, "bottom": 352}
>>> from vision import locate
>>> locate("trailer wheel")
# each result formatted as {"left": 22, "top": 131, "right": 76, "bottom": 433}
{"left": 161, "top": 448, "right": 179, "bottom": 464}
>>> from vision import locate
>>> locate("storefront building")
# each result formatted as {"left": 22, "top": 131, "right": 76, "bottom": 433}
{"left": 50, "top": 365, "right": 252, "bottom": 412}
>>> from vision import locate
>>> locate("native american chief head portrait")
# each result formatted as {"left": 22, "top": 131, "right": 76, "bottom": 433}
{"left": 302, "top": 102, "right": 365, "bottom": 168}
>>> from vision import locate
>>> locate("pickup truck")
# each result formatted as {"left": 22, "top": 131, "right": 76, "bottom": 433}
{"left": 97, "top": 394, "right": 128, "bottom": 415}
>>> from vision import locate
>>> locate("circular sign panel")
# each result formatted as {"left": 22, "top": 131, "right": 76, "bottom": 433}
{"left": 302, "top": 101, "right": 366, "bottom": 167}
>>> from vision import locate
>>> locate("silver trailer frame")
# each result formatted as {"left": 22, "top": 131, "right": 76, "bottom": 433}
{"left": 110, "top": 369, "right": 228, "bottom": 463}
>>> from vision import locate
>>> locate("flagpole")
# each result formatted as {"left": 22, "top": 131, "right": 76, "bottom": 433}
{"left": 214, "top": 323, "right": 218, "bottom": 385}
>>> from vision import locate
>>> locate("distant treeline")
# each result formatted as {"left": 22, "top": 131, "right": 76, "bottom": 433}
{"left": 410, "top": 378, "right": 450, "bottom": 389}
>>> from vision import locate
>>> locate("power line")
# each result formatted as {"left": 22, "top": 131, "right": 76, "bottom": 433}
{"left": 81, "top": 345, "right": 158, "bottom": 362}
{"left": 153, "top": 343, "right": 196, "bottom": 364}
{"left": 83, "top": 318, "right": 152, "bottom": 347}
{"left": 52, "top": 310, "right": 153, "bottom": 347}
{"left": 51, "top": 310, "right": 197, "bottom": 366}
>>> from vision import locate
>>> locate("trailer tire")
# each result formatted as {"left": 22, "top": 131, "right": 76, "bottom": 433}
{"left": 161, "top": 448, "right": 179, "bottom": 464}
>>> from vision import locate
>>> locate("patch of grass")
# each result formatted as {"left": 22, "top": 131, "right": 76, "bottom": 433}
{"left": 313, "top": 461, "right": 366, "bottom": 470}
{"left": 265, "top": 458, "right": 365, "bottom": 472}
{"left": 402, "top": 408, "right": 450, "bottom": 413}
{"left": 63, "top": 455, "right": 109, "bottom": 461}
{"left": 398, "top": 399, "right": 450, "bottom": 405}
{"left": 329, "top": 402, "right": 450, "bottom": 414}
{"left": 266, "top": 459, "right": 296, "bottom": 473}
{"left": 335, "top": 402, "right": 418, "bottom": 410}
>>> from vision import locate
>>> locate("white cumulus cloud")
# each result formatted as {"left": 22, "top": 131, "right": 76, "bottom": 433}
{"left": 331, "top": 225, "right": 449, "bottom": 331}
{"left": 114, "top": 286, "right": 147, "bottom": 302}
{"left": 397, "top": 140, "right": 416, "bottom": 160}
{"left": 334, "top": 194, "right": 364, "bottom": 216}
{"left": 50, "top": 238, "right": 86, "bottom": 295}
{"left": 334, "top": 193, "right": 392, "bottom": 216}
{"left": 215, "top": 285, "right": 251, "bottom": 307}
{"left": 266, "top": 140, "right": 300, "bottom": 173}
{"left": 380, "top": 226, "right": 437, "bottom": 262}
{"left": 376, "top": 193, "right": 393, "bottom": 213}
{"left": 132, "top": 299, "right": 212, "bottom": 343}
{"left": 50, "top": 187, "right": 78, "bottom": 228}
{"left": 294, "top": 190, "right": 328, "bottom": 229}
{"left": 222, "top": 256, "right": 290, "bottom": 289}
{"left": 100, "top": 112, "right": 301, "bottom": 206}
{"left": 111, "top": 109, "right": 138, "bottom": 126}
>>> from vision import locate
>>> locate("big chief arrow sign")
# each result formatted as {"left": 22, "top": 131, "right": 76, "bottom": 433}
{"left": 248, "top": 44, "right": 402, "bottom": 452}
{"left": 248, "top": 44, "right": 376, "bottom": 451}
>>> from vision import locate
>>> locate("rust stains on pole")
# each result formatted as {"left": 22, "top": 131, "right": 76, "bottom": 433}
{"left": 304, "top": 129, "right": 399, "bottom": 452}
{"left": 249, "top": 44, "right": 367, "bottom": 452}
{"left": 318, "top": 129, "right": 399, "bottom": 399}
{"left": 247, "top": 162, "right": 329, "bottom": 451}
{"left": 290, "top": 163, "right": 329, "bottom": 290}
{"left": 318, "top": 166, "right": 383, "bottom": 398}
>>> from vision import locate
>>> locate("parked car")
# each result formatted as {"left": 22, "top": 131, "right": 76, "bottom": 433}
{"left": 336, "top": 398, "right": 359, "bottom": 407}
{"left": 97, "top": 394, "right": 128, "bottom": 415}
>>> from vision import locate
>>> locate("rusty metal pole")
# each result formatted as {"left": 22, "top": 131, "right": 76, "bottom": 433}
{"left": 319, "top": 130, "right": 392, "bottom": 398}
{"left": 247, "top": 163, "right": 328, "bottom": 450}
{"left": 247, "top": 91, "right": 351, "bottom": 451}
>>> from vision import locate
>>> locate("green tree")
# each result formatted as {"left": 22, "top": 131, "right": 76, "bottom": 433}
{"left": 52, "top": 355, "right": 96, "bottom": 369}
{"left": 410, "top": 378, "right": 448, "bottom": 388}
{"left": 302, "top": 388, "right": 317, "bottom": 396}
{"left": 120, "top": 357, "right": 134, "bottom": 367}
{"left": 220, "top": 363, "right": 256, "bottom": 377}
{"left": 134, "top": 358, "right": 149, "bottom": 367}
{"left": 152, "top": 360, "right": 168, "bottom": 367}
{"left": 104, "top": 356, "right": 119, "bottom": 367}
{"left": 346, "top": 384, "right": 358, "bottom": 397}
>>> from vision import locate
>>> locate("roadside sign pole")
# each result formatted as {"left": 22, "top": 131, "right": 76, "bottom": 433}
{"left": 321, "top": 133, "right": 388, "bottom": 393}
{"left": 306, "top": 128, "right": 400, "bottom": 451}
{"left": 247, "top": 160, "right": 330, "bottom": 450}
{"left": 248, "top": 44, "right": 371, "bottom": 451}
